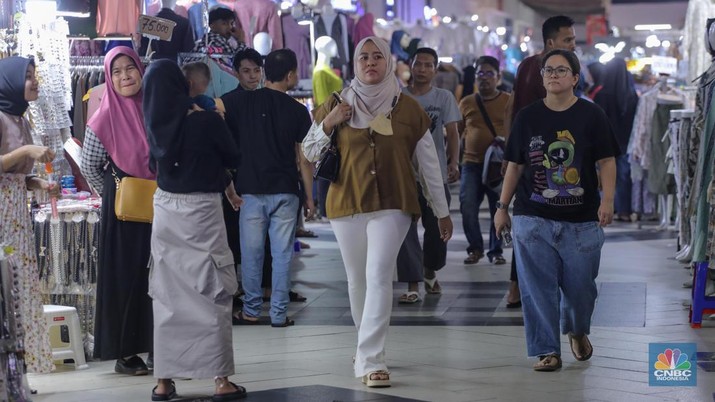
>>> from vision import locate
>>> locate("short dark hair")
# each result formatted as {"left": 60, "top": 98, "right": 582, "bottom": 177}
{"left": 542, "top": 15, "right": 574, "bottom": 44}
{"left": 411, "top": 47, "right": 438, "bottom": 66}
{"left": 181, "top": 62, "right": 211, "bottom": 82}
{"left": 264, "top": 49, "right": 297, "bottom": 82}
{"left": 541, "top": 49, "right": 581, "bottom": 76}
{"left": 208, "top": 7, "right": 234, "bottom": 25}
{"left": 475, "top": 56, "right": 499, "bottom": 72}
{"left": 232, "top": 48, "right": 263, "bottom": 71}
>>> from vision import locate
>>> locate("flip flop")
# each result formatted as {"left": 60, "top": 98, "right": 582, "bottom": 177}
{"left": 424, "top": 277, "right": 442, "bottom": 294}
{"left": 398, "top": 291, "right": 422, "bottom": 304}
{"left": 271, "top": 317, "right": 295, "bottom": 327}
{"left": 568, "top": 333, "right": 593, "bottom": 361}
{"left": 232, "top": 311, "right": 259, "bottom": 325}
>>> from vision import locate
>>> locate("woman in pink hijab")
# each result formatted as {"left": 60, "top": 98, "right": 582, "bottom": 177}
{"left": 80, "top": 46, "right": 155, "bottom": 376}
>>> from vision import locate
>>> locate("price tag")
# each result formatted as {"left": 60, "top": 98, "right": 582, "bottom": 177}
{"left": 137, "top": 14, "right": 176, "bottom": 41}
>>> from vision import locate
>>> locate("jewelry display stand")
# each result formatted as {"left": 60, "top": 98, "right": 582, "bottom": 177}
{"left": 34, "top": 202, "right": 101, "bottom": 357}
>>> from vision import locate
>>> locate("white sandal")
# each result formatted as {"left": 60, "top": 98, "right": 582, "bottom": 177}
{"left": 398, "top": 291, "right": 422, "bottom": 304}
{"left": 424, "top": 277, "right": 442, "bottom": 294}
{"left": 362, "top": 370, "right": 391, "bottom": 388}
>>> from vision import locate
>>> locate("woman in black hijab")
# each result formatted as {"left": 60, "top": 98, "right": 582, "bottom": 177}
{"left": 143, "top": 59, "right": 246, "bottom": 401}
{"left": 0, "top": 56, "right": 57, "bottom": 374}
{"left": 592, "top": 58, "right": 638, "bottom": 220}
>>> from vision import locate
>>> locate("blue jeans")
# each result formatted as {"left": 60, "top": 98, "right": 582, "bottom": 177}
{"left": 240, "top": 194, "right": 299, "bottom": 324}
{"left": 512, "top": 215, "right": 604, "bottom": 357}
{"left": 459, "top": 162, "right": 502, "bottom": 257}
{"left": 615, "top": 154, "right": 632, "bottom": 214}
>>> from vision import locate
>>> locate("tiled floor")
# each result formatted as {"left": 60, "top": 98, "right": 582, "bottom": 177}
{"left": 28, "top": 194, "right": 715, "bottom": 402}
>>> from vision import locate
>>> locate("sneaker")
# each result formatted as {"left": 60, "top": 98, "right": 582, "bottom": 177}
{"left": 115, "top": 355, "right": 149, "bottom": 376}
{"left": 464, "top": 251, "right": 484, "bottom": 265}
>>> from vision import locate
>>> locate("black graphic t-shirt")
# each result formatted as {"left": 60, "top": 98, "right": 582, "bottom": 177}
{"left": 505, "top": 99, "right": 619, "bottom": 222}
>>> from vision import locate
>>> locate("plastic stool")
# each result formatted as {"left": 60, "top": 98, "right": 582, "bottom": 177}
{"left": 689, "top": 262, "right": 715, "bottom": 328}
{"left": 42, "top": 305, "right": 88, "bottom": 369}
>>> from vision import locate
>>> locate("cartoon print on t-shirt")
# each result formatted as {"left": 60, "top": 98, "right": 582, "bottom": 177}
{"left": 529, "top": 129, "right": 584, "bottom": 206}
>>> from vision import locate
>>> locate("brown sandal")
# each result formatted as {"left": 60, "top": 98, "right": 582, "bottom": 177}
{"left": 533, "top": 354, "right": 562, "bottom": 372}
{"left": 568, "top": 333, "right": 593, "bottom": 361}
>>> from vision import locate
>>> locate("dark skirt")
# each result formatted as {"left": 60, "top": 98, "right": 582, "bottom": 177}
{"left": 93, "top": 163, "right": 153, "bottom": 360}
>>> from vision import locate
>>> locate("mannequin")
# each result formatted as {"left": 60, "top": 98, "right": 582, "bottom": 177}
{"left": 253, "top": 32, "right": 272, "bottom": 56}
{"left": 315, "top": 3, "right": 349, "bottom": 74}
{"left": 312, "top": 35, "right": 342, "bottom": 106}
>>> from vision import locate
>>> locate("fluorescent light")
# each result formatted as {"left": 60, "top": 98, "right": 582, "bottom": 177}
{"left": 615, "top": 41, "right": 626, "bottom": 52}
{"left": 599, "top": 52, "right": 615, "bottom": 64}
{"left": 280, "top": 1, "right": 292, "bottom": 10}
{"left": 297, "top": 19, "right": 312, "bottom": 26}
{"left": 635, "top": 24, "right": 672, "bottom": 31}
{"left": 438, "top": 57, "right": 453, "bottom": 63}
{"left": 595, "top": 43, "right": 610, "bottom": 52}
{"left": 376, "top": 18, "right": 387, "bottom": 26}
{"left": 56, "top": 11, "right": 90, "bottom": 18}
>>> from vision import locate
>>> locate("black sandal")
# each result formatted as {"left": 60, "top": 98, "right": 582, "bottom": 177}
{"left": 212, "top": 382, "right": 247, "bottom": 401}
{"left": 271, "top": 317, "right": 295, "bottom": 327}
{"left": 151, "top": 381, "right": 177, "bottom": 401}
{"left": 568, "top": 333, "right": 593, "bottom": 361}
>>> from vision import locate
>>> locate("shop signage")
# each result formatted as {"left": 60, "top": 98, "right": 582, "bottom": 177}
{"left": 651, "top": 55, "right": 678, "bottom": 76}
{"left": 137, "top": 14, "right": 176, "bottom": 41}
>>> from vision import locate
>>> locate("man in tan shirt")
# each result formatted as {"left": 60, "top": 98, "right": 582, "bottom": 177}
{"left": 458, "top": 56, "right": 510, "bottom": 266}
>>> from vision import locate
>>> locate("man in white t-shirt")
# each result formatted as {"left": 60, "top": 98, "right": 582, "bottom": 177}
{"left": 396, "top": 47, "right": 461, "bottom": 303}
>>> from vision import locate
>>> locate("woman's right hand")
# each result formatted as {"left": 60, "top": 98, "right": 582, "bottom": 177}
{"left": 23, "top": 145, "right": 55, "bottom": 163}
{"left": 323, "top": 102, "right": 353, "bottom": 133}
{"left": 494, "top": 209, "right": 511, "bottom": 240}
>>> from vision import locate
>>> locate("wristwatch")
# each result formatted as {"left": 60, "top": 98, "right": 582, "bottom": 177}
{"left": 496, "top": 201, "right": 509, "bottom": 210}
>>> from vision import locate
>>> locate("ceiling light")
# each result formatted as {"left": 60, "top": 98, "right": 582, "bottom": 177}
{"left": 280, "top": 1, "right": 292, "bottom": 10}
{"left": 520, "top": 43, "right": 528, "bottom": 52}
{"left": 471, "top": 14, "right": 479, "bottom": 22}
{"left": 662, "top": 40, "right": 671, "bottom": 48}
{"left": 496, "top": 27, "right": 506, "bottom": 36}
{"left": 635, "top": 24, "right": 672, "bottom": 31}
{"left": 442, "top": 16, "right": 452, "bottom": 24}
{"left": 523, "top": 35, "right": 530, "bottom": 42}
{"left": 501, "top": 44, "right": 508, "bottom": 51}
{"left": 376, "top": 18, "right": 387, "bottom": 26}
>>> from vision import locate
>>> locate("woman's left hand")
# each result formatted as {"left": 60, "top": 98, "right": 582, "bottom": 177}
{"left": 438, "top": 216, "right": 453, "bottom": 242}
{"left": 598, "top": 201, "right": 614, "bottom": 227}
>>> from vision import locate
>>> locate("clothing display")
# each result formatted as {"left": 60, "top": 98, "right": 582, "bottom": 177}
{"left": 312, "top": 65, "right": 343, "bottom": 107}
{"left": 683, "top": 0, "right": 715, "bottom": 82}
{"left": 281, "top": 14, "right": 312, "bottom": 80}
{"left": 315, "top": 12, "right": 350, "bottom": 73}
{"left": 230, "top": 0, "right": 284, "bottom": 51}
{"left": 188, "top": 0, "right": 218, "bottom": 41}
{"left": 96, "top": 0, "right": 141, "bottom": 36}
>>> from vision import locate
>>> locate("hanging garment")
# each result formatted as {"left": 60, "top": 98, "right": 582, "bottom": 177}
{"left": 352, "top": 13, "right": 375, "bottom": 46}
{"left": 647, "top": 103, "right": 680, "bottom": 194}
{"left": 188, "top": 0, "right": 218, "bottom": 41}
{"left": 312, "top": 65, "right": 342, "bottom": 106}
{"left": 97, "top": 0, "right": 141, "bottom": 36}
{"left": 281, "top": 14, "right": 311, "bottom": 80}
{"left": 227, "top": 0, "right": 283, "bottom": 51}
{"left": 140, "top": 8, "right": 195, "bottom": 61}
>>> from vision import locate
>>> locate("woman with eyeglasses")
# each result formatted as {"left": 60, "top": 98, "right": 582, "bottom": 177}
{"left": 494, "top": 49, "right": 618, "bottom": 372}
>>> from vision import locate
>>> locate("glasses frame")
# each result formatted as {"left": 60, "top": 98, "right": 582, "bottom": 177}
{"left": 540, "top": 66, "right": 573, "bottom": 78}
{"left": 476, "top": 71, "right": 497, "bottom": 78}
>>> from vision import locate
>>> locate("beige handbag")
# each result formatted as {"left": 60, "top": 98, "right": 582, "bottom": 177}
{"left": 112, "top": 168, "right": 157, "bottom": 223}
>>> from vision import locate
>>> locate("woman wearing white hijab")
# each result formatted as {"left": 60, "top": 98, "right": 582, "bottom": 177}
{"left": 303, "top": 37, "right": 453, "bottom": 387}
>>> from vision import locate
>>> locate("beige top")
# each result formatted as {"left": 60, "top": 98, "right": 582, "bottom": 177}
{"left": 304, "top": 94, "right": 449, "bottom": 220}
{"left": 0, "top": 111, "right": 34, "bottom": 174}
{"left": 459, "top": 92, "right": 510, "bottom": 164}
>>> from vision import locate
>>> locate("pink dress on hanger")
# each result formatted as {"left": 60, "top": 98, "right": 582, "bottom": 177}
{"left": 219, "top": 0, "right": 283, "bottom": 50}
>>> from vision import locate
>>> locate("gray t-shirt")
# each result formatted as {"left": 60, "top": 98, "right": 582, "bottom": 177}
{"left": 401, "top": 86, "right": 461, "bottom": 183}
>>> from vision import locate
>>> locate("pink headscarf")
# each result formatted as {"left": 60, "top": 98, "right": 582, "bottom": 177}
{"left": 86, "top": 46, "right": 155, "bottom": 180}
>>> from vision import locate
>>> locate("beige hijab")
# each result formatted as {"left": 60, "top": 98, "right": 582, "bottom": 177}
{"left": 341, "top": 36, "right": 401, "bottom": 129}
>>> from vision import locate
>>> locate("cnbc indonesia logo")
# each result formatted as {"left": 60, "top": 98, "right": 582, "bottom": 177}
{"left": 652, "top": 348, "right": 693, "bottom": 384}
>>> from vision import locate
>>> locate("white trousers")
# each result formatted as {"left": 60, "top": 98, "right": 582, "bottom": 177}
{"left": 330, "top": 210, "right": 412, "bottom": 377}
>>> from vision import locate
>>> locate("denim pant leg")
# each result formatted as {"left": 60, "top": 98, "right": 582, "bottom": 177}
{"left": 512, "top": 216, "right": 562, "bottom": 357}
{"left": 482, "top": 183, "right": 502, "bottom": 257}
{"left": 267, "top": 194, "right": 299, "bottom": 324}
{"left": 239, "top": 195, "right": 268, "bottom": 318}
{"left": 558, "top": 221, "right": 604, "bottom": 336}
{"left": 460, "top": 163, "right": 486, "bottom": 254}
{"left": 615, "top": 154, "right": 632, "bottom": 214}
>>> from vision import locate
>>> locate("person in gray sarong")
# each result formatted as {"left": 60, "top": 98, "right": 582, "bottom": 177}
{"left": 142, "top": 59, "right": 247, "bottom": 402}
